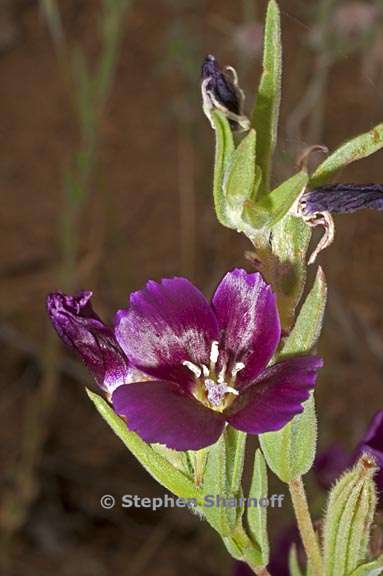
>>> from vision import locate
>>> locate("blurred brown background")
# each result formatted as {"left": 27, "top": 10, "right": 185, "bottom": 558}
{"left": 1, "top": 0, "right": 383, "bottom": 574}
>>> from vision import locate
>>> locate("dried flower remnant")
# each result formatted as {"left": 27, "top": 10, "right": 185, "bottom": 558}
{"left": 201, "top": 54, "right": 250, "bottom": 131}
{"left": 47, "top": 269, "right": 322, "bottom": 451}
{"left": 295, "top": 183, "right": 383, "bottom": 263}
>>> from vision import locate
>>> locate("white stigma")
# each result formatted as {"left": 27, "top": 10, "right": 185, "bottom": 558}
{"left": 182, "top": 360, "right": 201, "bottom": 378}
{"left": 231, "top": 362, "right": 245, "bottom": 378}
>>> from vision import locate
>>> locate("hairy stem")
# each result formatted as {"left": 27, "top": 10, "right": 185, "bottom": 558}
{"left": 289, "top": 477, "right": 322, "bottom": 576}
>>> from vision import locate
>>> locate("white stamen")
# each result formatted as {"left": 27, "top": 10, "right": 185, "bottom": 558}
{"left": 231, "top": 362, "right": 245, "bottom": 378}
{"left": 225, "top": 385, "right": 239, "bottom": 396}
{"left": 202, "top": 364, "right": 210, "bottom": 378}
{"left": 182, "top": 360, "right": 202, "bottom": 378}
{"left": 217, "top": 365, "right": 226, "bottom": 384}
{"left": 210, "top": 340, "right": 219, "bottom": 366}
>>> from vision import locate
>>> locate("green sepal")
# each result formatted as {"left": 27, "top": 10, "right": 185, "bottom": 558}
{"left": 212, "top": 111, "right": 235, "bottom": 227}
{"left": 259, "top": 267, "right": 327, "bottom": 482}
{"left": 271, "top": 214, "right": 311, "bottom": 331}
{"left": 224, "top": 130, "right": 257, "bottom": 206}
{"left": 87, "top": 389, "right": 200, "bottom": 500}
{"left": 348, "top": 559, "right": 383, "bottom": 576}
{"left": 323, "top": 455, "right": 378, "bottom": 576}
{"left": 310, "top": 123, "right": 383, "bottom": 187}
{"left": 225, "top": 427, "right": 247, "bottom": 496}
{"left": 202, "top": 434, "right": 237, "bottom": 536}
{"left": 247, "top": 449, "right": 269, "bottom": 565}
{"left": 252, "top": 0, "right": 282, "bottom": 195}
{"left": 288, "top": 544, "right": 304, "bottom": 576}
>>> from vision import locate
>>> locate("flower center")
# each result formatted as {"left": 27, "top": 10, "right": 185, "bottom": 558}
{"left": 182, "top": 341, "right": 244, "bottom": 411}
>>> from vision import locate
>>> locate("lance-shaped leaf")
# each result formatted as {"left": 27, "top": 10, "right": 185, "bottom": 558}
{"left": 323, "top": 455, "right": 378, "bottom": 576}
{"left": 212, "top": 111, "right": 235, "bottom": 227}
{"left": 225, "top": 427, "right": 247, "bottom": 496}
{"left": 252, "top": 0, "right": 282, "bottom": 195}
{"left": 348, "top": 560, "right": 383, "bottom": 576}
{"left": 87, "top": 389, "right": 199, "bottom": 500}
{"left": 243, "top": 170, "right": 309, "bottom": 232}
{"left": 310, "top": 123, "right": 383, "bottom": 187}
{"left": 247, "top": 449, "right": 269, "bottom": 566}
{"left": 203, "top": 435, "right": 237, "bottom": 536}
{"left": 259, "top": 267, "right": 327, "bottom": 482}
{"left": 224, "top": 129, "right": 257, "bottom": 205}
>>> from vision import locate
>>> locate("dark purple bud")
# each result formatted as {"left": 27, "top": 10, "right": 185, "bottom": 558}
{"left": 47, "top": 291, "right": 131, "bottom": 393}
{"left": 301, "top": 183, "right": 383, "bottom": 215}
{"left": 201, "top": 54, "right": 241, "bottom": 116}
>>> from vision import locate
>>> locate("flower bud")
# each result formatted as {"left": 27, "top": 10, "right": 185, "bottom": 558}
{"left": 323, "top": 453, "right": 378, "bottom": 576}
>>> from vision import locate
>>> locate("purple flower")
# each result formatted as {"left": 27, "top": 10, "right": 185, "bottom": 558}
{"left": 112, "top": 269, "right": 322, "bottom": 450}
{"left": 201, "top": 55, "right": 249, "bottom": 131}
{"left": 300, "top": 183, "right": 383, "bottom": 216}
{"left": 47, "top": 269, "right": 322, "bottom": 451}
{"left": 47, "top": 291, "right": 132, "bottom": 394}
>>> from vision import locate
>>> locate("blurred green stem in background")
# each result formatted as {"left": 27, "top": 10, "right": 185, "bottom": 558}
{"left": 0, "top": 0, "right": 131, "bottom": 560}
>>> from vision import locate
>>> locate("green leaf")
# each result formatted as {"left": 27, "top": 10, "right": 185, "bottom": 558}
{"left": 87, "top": 389, "right": 199, "bottom": 500}
{"left": 252, "top": 0, "right": 282, "bottom": 195}
{"left": 289, "top": 544, "right": 304, "bottom": 576}
{"left": 247, "top": 450, "right": 269, "bottom": 565}
{"left": 244, "top": 170, "right": 308, "bottom": 231}
{"left": 281, "top": 266, "right": 327, "bottom": 356}
{"left": 271, "top": 215, "right": 312, "bottom": 332}
{"left": 203, "top": 435, "right": 237, "bottom": 536}
{"left": 224, "top": 130, "right": 257, "bottom": 205}
{"left": 259, "top": 267, "right": 327, "bottom": 482}
{"left": 212, "top": 111, "right": 235, "bottom": 227}
{"left": 323, "top": 456, "right": 378, "bottom": 576}
{"left": 225, "top": 427, "right": 247, "bottom": 496}
{"left": 348, "top": 559, "right": 383, "bottom": 576}
{"left": 310, "top": 123, "right": 383, "bottom": 187}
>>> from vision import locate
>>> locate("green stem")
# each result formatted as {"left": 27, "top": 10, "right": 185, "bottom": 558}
{"left": 289, "top": 477, "right": 322, "bottom": 576}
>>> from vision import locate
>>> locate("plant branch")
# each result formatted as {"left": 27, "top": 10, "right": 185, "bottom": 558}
{"left": 289, "top": 477, "right": 322, "bottom": 576}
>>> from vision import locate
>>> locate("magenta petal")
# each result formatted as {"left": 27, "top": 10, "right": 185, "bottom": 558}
{"left": 212, "top": 269, "right": 281, "bottom": 386}
{"left": 112, "top": 381, "right": 225, "bottom": 450}
{"left": 115, "top": 277, "right": 219, "bottom": 387}
{"left": 226, "top": 356, "right": 323, "bottom": 434}
{"left": 47, "top": 291, "right": 131, "bottom": 393}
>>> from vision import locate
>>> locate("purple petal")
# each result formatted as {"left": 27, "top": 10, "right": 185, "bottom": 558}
{"left": 201, "top": 54, "right": 241, "bottom": 117}
{"left": 47, "top": 291, "right": 131, "bottom": 393}
{"left": 212, "top": 269, "right": 281, "bottom": 387}
{"left": 301, "top": 183, "right": 383, "bottom": 215}
{"left": 112, "top": 381, "right": 225, "bottom": 451}
{"left": 115, "top": 277, "right": 219, "bottom": 388}
{"left": 226, "top": 356, "right": 322, "bottom": 434}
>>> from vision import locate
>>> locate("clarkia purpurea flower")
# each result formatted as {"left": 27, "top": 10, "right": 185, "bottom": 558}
{"left": 47, "top": 269, "right": 322, "bottom": 451}
{"left": 201, "top": 54, "right": 250, "bottom": 131}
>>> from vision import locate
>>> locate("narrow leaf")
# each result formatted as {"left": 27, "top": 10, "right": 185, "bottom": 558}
{"left": 252, "top": 0, "right": 282, "bottom": 194}
{"left": 87, "top": 389, "right": 199, "bottom": 500}
{"left": 212, "top": 111, "right": 235, "bottom": 227}
{"left": 247, "top": 450, "right": 269, "bottom": 565}
{"left": 224, "top": 130, "right": 256, "bottom": 204}
{"left": 310, "top": 123, "right": 383, "bottom": 187}
{"left": 225, "top": 427, "right": 247, "bottom": 496}
{"left": 203, "top": 435, "right": 237, "bottom": 536}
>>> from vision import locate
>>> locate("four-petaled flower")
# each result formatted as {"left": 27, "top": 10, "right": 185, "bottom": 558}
{"left": 47, "top": 269, "right": 322, "bottom": 451}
